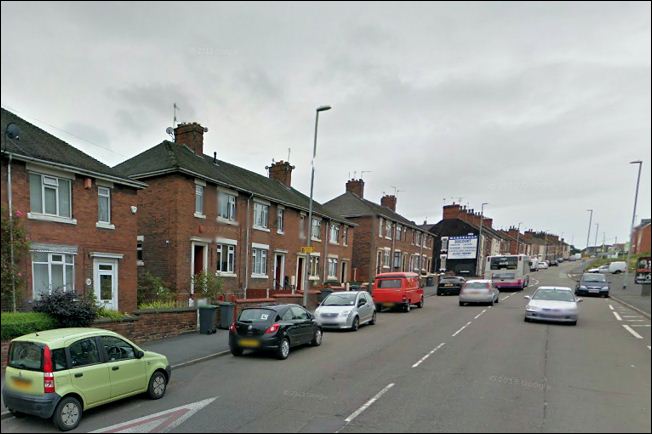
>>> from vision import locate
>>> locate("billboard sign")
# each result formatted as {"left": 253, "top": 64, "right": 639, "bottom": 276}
{"left": 447, "top": 235, "right": 478, "bottom": 260}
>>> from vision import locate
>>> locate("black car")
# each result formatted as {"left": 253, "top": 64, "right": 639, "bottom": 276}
{"left": 550, "top": 260, "right": 559, "bottom": 267}
{"left": 229, "top": 304, "right": 322, "bottom": 360}
{"left": 437, "top": 276, "right": 466, "bottom": 296}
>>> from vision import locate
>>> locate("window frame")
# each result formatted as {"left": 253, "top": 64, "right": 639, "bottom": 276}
{"left": 32, "top": 252, "right": 75, "bottom": 299}
{"left": 252, "top": 248, "right": 268, "bottom": 276}
{"left": 330, "top": 223, "right": 340, "bottom": 244}
{"left": 218, "top": 191, "right": 237, "bottom": 221}
{"left": 195, "top": 184, "right": 205, "bottom": 217}
{"left": 29, "top": 173, "right": 72, "bottom": 218}
{"left": 217, "top": 243, "right": 236, "bottom": 275}
{"left": 97, "top": 186, "right": 111, "bottom": 224}
{"left": 253, "top": 203, "right": 270, "bottom": 230}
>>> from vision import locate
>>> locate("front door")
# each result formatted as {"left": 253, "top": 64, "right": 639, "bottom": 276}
{"left": 296, "top": 257, "right": 305, "bottom": 292}
{"left": 94, "top": 259, "right": 118, "bottom": 310}
{"left": 274, "top": 254, "right": 285, "bottom": 290}
{"left": 340, "top": 261, "right": 347, "bottom": 283}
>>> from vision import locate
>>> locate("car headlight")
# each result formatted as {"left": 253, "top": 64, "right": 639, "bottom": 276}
{"left": 579, "top": 286, "right": 587, "bottom": 290}
{"left": 602, "top": 286, "right": 609, "bottom": 290}
{"left": 526, "top": 305, "right": 539, "bottom": 312}
{"left": 340, "top": 310, "right": 352, "bottom": 317}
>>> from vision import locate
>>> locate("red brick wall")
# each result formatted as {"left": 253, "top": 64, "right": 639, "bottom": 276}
{"left": 1, "top": 159, "right": 139, "bottom": 312}
{"left": 633, "top": 224, "right": 651, "bottom": 254}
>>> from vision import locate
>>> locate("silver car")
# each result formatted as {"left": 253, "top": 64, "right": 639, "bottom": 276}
{"left": 315, "top": 291, "right": 376, "bottom": 331}
{"left": 524, "top": 286, "right": 582, "bottom": 325}
{"left": 459, "top": 280, "right": 500, "bottom": 306}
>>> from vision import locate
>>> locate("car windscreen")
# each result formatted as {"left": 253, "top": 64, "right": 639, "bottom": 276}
{"left": 238, "top": 309, "right": 277, "bottom": 323}
{"left": 440, "top": 276, "right": 462, "bottom": 283}
{"left": 492, "top": 272, "right": 516, "bottom": 279}
{"left": 8, "top": 341, "right": 42, "bottom": 371}
{"left": 376, "top": 279, "right": 402, "bottom": 288}
{"left": 323, "top": 293, "right": 357, "bottom": 306}
{"left": 533, "top": 289, "right": 575, "bottom": 302}
{"left": 582, "top": 274, "right": 606, "bottom": 282}
{"left": 464, "top": 282, "right": 490, "bottom": 291}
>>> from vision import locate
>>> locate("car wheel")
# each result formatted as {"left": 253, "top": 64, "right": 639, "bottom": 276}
{"left": 351, "top": 317, "right": 360, "bottom": 331}
{"left": 459, "top": 301, "right": 464, "bottom": 306}
{"left": 524, "top": 317, "right": 530, "bottom": 322}
{"left": 404, "top": 303, "right": 411, "bottom": 313}
{"left": 8, "top": 409, "right": 26, "bottom": 418}
{"left": 147, "top": 371, "right": 167, "bottom": 400}
{"left": 230, "top": 345, "right": 243, "bottom": 357}
{"left": 417, "top": 297, "right": 424, "bottom": 308}
{"left": 276, "top": 338, "right": 291, "bottom": 360}
{"left": 495, "top": 295, "right": 500, "bottom": 304}
{"left": 437, "top": 290, "right": 442, "bottom": 296}
{"left": 489, "top": 299, "right": 495, "bottom": 306}
{"left": 375, "top": 303, "right": 383, "bottom": 312}
{"left": 311, "top": 329, "right": 323, "bottom": 346}
{"left": 570, "top": 321, "right": 577, "bottom": 326}
{"left": 52, "top": 396, "right": 82, "bottom": 431}
{"left": 369, "top": 312, "right": 377, "bottom": 325}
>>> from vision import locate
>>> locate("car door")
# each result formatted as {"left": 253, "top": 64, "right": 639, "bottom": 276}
{"left": 290, "top": 306, "right": 312, "bottom": 345}
{"left": 357, "top": 294, "right": 372, "bottom": 322}
{"left": 67, "top": 337, "right": 111, "bottom": 407}
{"left": 100, "top": 336, "right": 147, "bottom": 398}
{"left": 281, "top": 308, "right": 301, "bottom": 345}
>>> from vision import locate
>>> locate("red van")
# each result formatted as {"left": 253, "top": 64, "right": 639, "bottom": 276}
{"left": 372, "top": 272, "right": 424, "bottom": 312}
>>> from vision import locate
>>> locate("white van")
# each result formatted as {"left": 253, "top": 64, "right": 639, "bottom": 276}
{"left": 608, "top": 261, "right": 627, "bottom": 274}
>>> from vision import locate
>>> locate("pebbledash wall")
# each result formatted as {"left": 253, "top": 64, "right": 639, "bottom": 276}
{"left": 0, "top": 159, "right": 140, "bottom": 312}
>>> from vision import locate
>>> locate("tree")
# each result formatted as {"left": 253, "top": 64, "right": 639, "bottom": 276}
{"left": 1, "top": 208, "right": 29, "bottom": 311}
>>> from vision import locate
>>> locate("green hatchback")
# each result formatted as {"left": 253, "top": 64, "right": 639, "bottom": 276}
{"left": 2, "top": 328, "right": 171, "bottom": 431}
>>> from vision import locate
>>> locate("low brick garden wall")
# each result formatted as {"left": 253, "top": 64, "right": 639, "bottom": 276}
{"left": 1, "top": 308, "right": 197, "bottom": 369}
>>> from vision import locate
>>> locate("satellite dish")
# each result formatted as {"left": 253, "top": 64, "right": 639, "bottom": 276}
{"left": 6, "top": 123, "right": 20, "bottom": 140}
{"left": 165, "top": 127, "right": 174, "bottom": 136}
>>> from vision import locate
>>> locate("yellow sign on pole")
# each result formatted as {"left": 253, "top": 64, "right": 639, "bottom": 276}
{"left": 300, "top": 246, "right": 314, "bottom": 254}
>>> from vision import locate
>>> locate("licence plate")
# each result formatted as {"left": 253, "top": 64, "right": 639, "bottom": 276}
{"left": 238, "top": 339, "right": 260, "bottom": 348}
{"left": 589, "top": 289, "right": 599, "bottom": 293}
{"left": 12, "top": 378, "right": 32, "bottom": 390}
{"left": 445, "top": 284, "right": 453, "bottom": 287}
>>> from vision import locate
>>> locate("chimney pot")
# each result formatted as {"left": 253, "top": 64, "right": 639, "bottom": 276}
{"left": 380, "top": 195, "right": 397, "bottom": 212}
{"left": 346, "top": 179, "right": 365, "bottom": 198}
{"left": 268, "top": 160, "right": 295, "bottom": 187}
{"left": 174, "top": 122, "right": 207, "bottom": 155}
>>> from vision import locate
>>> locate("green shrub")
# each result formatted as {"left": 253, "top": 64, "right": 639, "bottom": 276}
{"left": 138, "top": 271, "right": 175, "bottom": 305}
{"left": 192, "top": 271, "right": 223, "bottom": 302}
{"left": 33, "top": 290, "right": 98, "bottom": 327}
{"left": 1, "top": 312, "right": 57, "bottom": 340}
{"left": 137, "top": 300, "right": 188, "bottom": 310}
{"left": 97, "top": 308, "right": 128, "bottom": 320}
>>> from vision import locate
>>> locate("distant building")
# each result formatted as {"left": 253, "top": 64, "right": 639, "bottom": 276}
{"left": 631, "top": 219, "right": 651, "bottom": 255}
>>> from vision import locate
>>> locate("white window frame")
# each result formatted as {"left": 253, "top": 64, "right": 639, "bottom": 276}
{"left": 383, "top": 249, "right": 391, "bottom": 269}
{"left": 31, "top": 252, "right": 75, "bottom": 299}
{"left": 385, "top": 220, "right": 392, "bottom": 240}
{"left": 218, "top": 191, "right": 237, "bottom": 222}
{"left": 194, "top": 184, "right": 205, "bottom": 218}
{"left": 309, "top": 255, "right": 321, "bottom": 280}
{"left": 396, "top": 225, "right": 402, "bottom": 241}
{"left": 299, "top": 215, "right": 306, "bottom": 239}
{"left": 136, "top": 235, "right": 144, "bottom": 266}
{"left": 330, "top": 223, "right": 340, "bottom": 244}
{"left": 252, "top": 248, "right": 268, "bottom": 277}
{"left": 253, "top": 202, "right": 270, "bottom": 231}
{"left": 327, "top": 258, "right": 338, "bottom": 279}
{"left": 277, "top": 206, "right": 285, "bottom": 234}
{"left": 28, "top": 172, "right": 73, "bottom": 220}
{"left": 96, "top": 186, "right": 113, "bottom": 229}
{"left": 217, "top": 243, "right": 236, "bottom": 276}
{"left": 343, "top": 227, "right": 349, "bottom": 246}
{"left": 311, "top": 218, "right": 322, "bottom": 241}
{"left": 379, "top": 217, "right": 383, "bottom": 238}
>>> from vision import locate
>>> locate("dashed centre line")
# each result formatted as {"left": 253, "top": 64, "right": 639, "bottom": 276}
{"left": 623, "top": 325, "right": 644, "bottom": 339}
{"left": 609, "top": 304, "right": 614, "bottom": 311}
{"left": 474, "top": 309, "right": 488, "bottom": 320}
{"left": 412, "top": 343, "right": 446, "bottom": 368}
{"left": 343, "top": 383, "right": 395, "bottom": 424}
{"left": 452, "top": 322, "right": 473, "bottom": 337}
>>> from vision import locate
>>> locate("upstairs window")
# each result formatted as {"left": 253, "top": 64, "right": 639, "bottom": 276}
{"left": 254, "top": 203, "right": 269, "bottom": 229}
{"left": 385, "top": 220, "right": 392, "bottom": 239}
{"left": 379, "top": 218, "right": 384, "bottom": 238}
{"left": 343, "top": 227, "right": 349, "bottom": 245}
{"left": 195, "top": 184, "right": 204, "bottom": 216}
{"left": 218, "top": 192, "right": 236, "bottom": 221}
{"left": 311, "top": 218, "right": 322, "bottom": 240}
{"left": 29, "top": 173, "right": 71, "bottom": 218}
{"left": 330, "top": 223, "right": 340, "bottom": 244}
{"left": 396, "top": 225, "right": 402, "bottom": 241}
{"left": 277, "top": 208, "right": 285, "bottom": 233}
{"left": 98, "top": 187, "right": 111, "bottom": 224}
{"left": 299, "top": 215, "right": 306, "bottom": 239}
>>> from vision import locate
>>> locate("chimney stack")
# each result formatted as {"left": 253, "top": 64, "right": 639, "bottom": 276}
{"left": 346, "top": 179, "right": 365, "bottom": 198}
{"left": 380, "top": 195, "right": 397, "bottom": 212}
{"left": 267, "top": 160, "right": 295, "bottom": 187}
{"left": 443, "top": 203, "right": 462, "bottom": 220}
{"left": 174, "top": 122, "right": 207, "bottom": 155}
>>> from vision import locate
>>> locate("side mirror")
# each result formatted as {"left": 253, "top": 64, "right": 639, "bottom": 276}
{"left": 577, "top": 298, "right": 584, "bottom": 303}
{"left": 135, "top": 350, "right": 145, "bottom": 359}
{"left": 358, "top": 300, "right": 367, "bottom": 307}
{"left": 524, "top": 296, "right": 531, "bottom": 300}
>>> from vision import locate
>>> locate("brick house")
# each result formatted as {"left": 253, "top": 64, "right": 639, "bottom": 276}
{"left": 498, "top": 227, "right": 532, "bottom": 256}
{"left": 323, "top": 179, "right": 434, "bottom": 283}
{"left": 1, "top": 108, "right": 145, "bottom": 312}
{"left": 114, "top": 122, "right": 354, "bottom": 302}
{"left": 424, "top": 203, "right": 511, "bottom": 276}
{"left": 522, "top": 230, "right": 565, "bottom": 261}
{"left": 631, "top": 219, "right": 651, "bottom": 255}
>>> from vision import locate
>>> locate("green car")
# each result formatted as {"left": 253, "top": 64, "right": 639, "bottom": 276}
{"left": 2, "top": 328, "right": 171, "bottom": 431}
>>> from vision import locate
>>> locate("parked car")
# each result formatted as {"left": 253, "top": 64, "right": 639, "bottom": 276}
{"left": 372, "top": 272, "right": 424, "bottom": 312}
{"left": 2, "top": 328, "right": 170, "bottom": 431}
{"left": 524, "top": 286, "right": 582, "bottom": 325}
{"left": 315, "top": 291, "right": 376, "bottom": 331}
{"left": 229, "top": 305, "right": 322, "bottom": 360}
{"left": 575, "top": 273, "right": 610, "bottom": 297}
{"left": 549, "top": 260, "right": 559, "bottom": 267}
{"left": 537, "top": 261, "right": 549, "bottom": 270}
{"left": 588, "top": 262, "right": 627, "bottom": 274}
{"left": 459, "top": 280, "right": 500, "bottom": 306}
{"left": 587, "top": 264, "right": 610, "bottom": 273}
{"left": 437, "top": 276, "right": 466, "bottom": 296}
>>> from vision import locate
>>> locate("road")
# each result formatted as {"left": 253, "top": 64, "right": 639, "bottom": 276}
{"left": 2, "top": 262, "right": 650, "bottom": 433}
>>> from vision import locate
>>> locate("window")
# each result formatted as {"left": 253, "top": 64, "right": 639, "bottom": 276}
{"left": 396, "top": 225, "right": 402, "bottom": 241}
{"left": 32, "top": 252, "right": 74, "bottom": 298}
{"left": 330, "top": 223, "right": 340, "bottom": 244}
{"left": 291, "top": 306, "right": 309, "bottom": 320}
{"left": 328, "top": 258, "right": 338, "bottom": 278}
{"left": 69, "top": 338, "right": 101, "bottom": 367}
{"left": 277, "top": 208, "right": 284, "bottom": 233}
{"left": 343, "top": 227, "right": 349, "bottom": 246}
{"left": 379, "top": 218, "right": 383, "bottom": 238}
{"left": 136, "top": 236, "right": 144, "bottom": 264}
{"left": 383, "top": 250, "right": 390, "bottom": 268}
{"left": 311, "top": 218, "right": 321, "bottom": 240}
{"left": 309, "top": 256, "right": 320, "bottom": 278}
{"left": 252, "top": 248, "right": 267, "bottom": 275}
{"left": 254, "top": 203, "right": 269, "bottom": 229}
{"left": 217, "top": 244, "right": 236, "bottom": 274}
{"left": 393, "top": 252, "right": 401, "bottom": 268}
{"left": 218, "top": 192, "right": 236, "bottom": 221}
{"left": 299, "top": 215, "right": 306, "bottom": 239}
{"left": 195, "top": 184, "right": 204, "bottom": 216}
{"left": 101, "top": 336, "right": 135, "bottom": 361}
{"left": 386, "top": 220, "right": 392, "bottom": 239}
{"left": 97, "top": 187, "right": 111, "bottom": 224}
{"left": 29, "top": 173, "right": 71, "bottom": 218}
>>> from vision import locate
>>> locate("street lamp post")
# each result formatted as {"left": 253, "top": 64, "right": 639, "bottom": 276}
{"left": 585, "top": 209, "right": 593, "bottom": 256}
{"left": 516, "top": 222, "right": 523, "bottom": 255}
{"left": 623, "top": 160, "right": 643, "bottom": 289}
{"left": 475, "top": 203, "right": 488, "bottom": 277}
{"left": 594, "top": 223, "right": 599, "bottom": 256}
{"left": 303, "top": 105, "right": 331, "bottom": 307}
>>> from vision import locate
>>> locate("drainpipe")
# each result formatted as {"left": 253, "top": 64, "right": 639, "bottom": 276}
{"left": 323, "top": 220, "right": 329, "bottom": 282}
{"left": 7, "top": 153, "right": 17, "bottom": 312}
{"left": 390, "top": 222, "right": 396, "bottom": 271}
{"left": 244, "top": 194, "right": 253, "bottom": 299}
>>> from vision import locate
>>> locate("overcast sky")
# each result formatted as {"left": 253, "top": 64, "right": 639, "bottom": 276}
{"left": 2, "top": 2, "right": 650, "bottom": 248}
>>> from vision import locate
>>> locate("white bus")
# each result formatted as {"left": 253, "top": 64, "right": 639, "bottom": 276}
{"left": 484, "top": 254, "right": 530, "bottom": 290}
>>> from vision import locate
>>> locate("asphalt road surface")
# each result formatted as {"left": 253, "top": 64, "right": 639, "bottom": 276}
{"left": 2, "top": 262, "right": 650, "bottom": 433}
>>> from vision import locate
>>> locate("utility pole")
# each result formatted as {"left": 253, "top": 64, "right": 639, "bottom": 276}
{"left": 475, "top": 203, "right": 488, "bottom": 277}
{"left": 624, "top": 160, "right": 643, "bottom": 289}
{"left": 585, "top": 209, "right": 593, "bottom": 256}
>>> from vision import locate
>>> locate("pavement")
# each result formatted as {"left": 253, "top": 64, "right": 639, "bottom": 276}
{"left": 2, "top": 269, "right": 649, "bottom": 432}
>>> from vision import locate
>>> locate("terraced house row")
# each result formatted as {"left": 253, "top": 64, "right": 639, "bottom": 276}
{"left": 1, "top": 108, "right": 433, "bottom": 312}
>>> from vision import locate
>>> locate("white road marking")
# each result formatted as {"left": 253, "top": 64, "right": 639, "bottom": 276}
{"left": 474, "top": 309, "right": 488, "bottom": 320}
{"left": 627, "top": 320, "right": 646, "bottom": 322}
{"left": 648, "top": 346, "right": 651, "bottom": 350}
{"left": 623, "top": 325, "right": 644, "bottom": 339}
{"left": 608, "top": 304, "right": 614, "bottom": 310}
{"left": 344, "top": 383, "right": 395, "bottom": 424}
{"left": 501, "top": 295, "right": 512, "bottom": 301}
{"left": 612, "top": 311, "right": 623, "bottom": 321}
{"left": 412, "top": 343, "right": 446, "bottom": 368}
{"left": 90, "top": 397, "right": 218, "bottom": 433}
{"left": 623, "top": 315, "right": 642, "bottom": 318}
{"left": 452, "top": 322, "right": 473, "bottom": 337}
{"left": 631, "top": 324, "right": 651, "bottom": 327}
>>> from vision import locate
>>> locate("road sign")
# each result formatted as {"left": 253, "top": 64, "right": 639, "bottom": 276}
{"left": 90, "top": 397, "right": 217, "bottom": 433}
{"left": 301, "top": 246, "right": 314, "bottom": 254}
